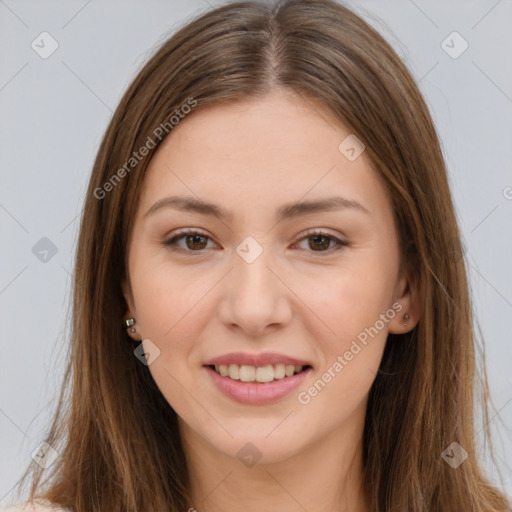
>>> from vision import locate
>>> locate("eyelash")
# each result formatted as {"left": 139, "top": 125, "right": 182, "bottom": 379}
{"left": 163, "top": 228, "right": 349, "bottom": 256}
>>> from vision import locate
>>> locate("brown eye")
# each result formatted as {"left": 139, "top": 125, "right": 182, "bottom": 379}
{"left": 295, "top": 230, "right": 348, "bottom": 254}
{"left": 184, "top": 234, "right": 208, "bottom": 250}
{"left": 164, "top": 230, "right": 214, "bottom": 252}
{"left": 163, "top": 229, "right": 347, "bottom": 255}
{"left": 308, "top": 234, "right": 332, "bottom": 251}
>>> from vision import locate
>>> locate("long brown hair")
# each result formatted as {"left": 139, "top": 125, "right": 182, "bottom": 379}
{"left": 17, "top": 1, "right": 511, "bottom": 511}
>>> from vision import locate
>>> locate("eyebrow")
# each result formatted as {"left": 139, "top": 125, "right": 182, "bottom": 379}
{"left": 144, "top": 195, "right": 370, "bottom": 221}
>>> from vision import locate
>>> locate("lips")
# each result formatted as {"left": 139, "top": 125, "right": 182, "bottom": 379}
{"left": 202, "top": 352, "right": 313, "bottom": 404}
{"left": 211, "top": 362, "right": 306, "bottom": 383}
{"left": 203, "top": 351, "right": 312, "bottom": 368}
{"left": 204, "top": 364, "right": 313, "bottom": 405}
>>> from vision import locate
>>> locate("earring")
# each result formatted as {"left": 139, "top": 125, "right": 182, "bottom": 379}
{"left": 402, "top": 313, "right": 410, "bottom": 325}
{"left": 124, "top": 318, "right": 136, "bottom": 333}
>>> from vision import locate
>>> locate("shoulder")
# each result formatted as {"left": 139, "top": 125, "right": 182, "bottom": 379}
{"left": 1, "top": 500, "right": 69, "bottom": 512}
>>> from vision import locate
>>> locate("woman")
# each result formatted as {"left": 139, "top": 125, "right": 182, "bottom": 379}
{"left": 9, "top": 0, "right": 511, "bottom": 511}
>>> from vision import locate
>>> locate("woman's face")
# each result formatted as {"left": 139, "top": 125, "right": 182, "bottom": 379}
{"left": 123, "top": 89, "right": 417, "bottom": 464}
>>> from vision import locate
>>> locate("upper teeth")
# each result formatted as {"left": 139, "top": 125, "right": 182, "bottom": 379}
{"left": 214, "top": 363, "right": 304, "bottom": 383}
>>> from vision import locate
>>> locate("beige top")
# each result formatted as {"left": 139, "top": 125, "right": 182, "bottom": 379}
{"left": 1, "top": 501, "right": 68, "bottom": 512}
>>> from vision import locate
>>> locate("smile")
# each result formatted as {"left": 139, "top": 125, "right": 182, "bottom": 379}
{"left": 210, "top": 363, "right": 310, "bottom": 383}
{"left": 204, "top": 364, "right": 313, "bottom": 405}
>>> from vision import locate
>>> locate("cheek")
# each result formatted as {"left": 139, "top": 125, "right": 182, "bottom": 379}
{"left": 132, "top": 261, "right": 217, "bottom": 344}
{"left": 293, "top": 271, "right": 392, "bottom": 423}
{"left": 129, "top": 240, "right": 395, "bottom": 388}
{"left": 309, "top": 262, "right": 395, "bottom": 345}
{"left": 300, "top": 262, "right": 395, "bottom": 405}
{"left": 130, "top": 265, "right": 218, "bottom": 414}
{"left": 131, "top": 248, "right": 395, "bottom": 359}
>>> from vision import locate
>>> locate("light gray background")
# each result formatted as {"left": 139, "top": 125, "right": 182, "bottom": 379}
{"left": 1, "top": 0, "right": 511, "bottom": 505}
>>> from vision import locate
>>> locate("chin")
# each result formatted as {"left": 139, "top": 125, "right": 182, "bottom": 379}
{"left": 188, "top": 416, "right": 311, "bottom": 464}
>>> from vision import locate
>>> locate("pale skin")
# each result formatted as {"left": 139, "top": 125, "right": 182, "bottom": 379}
{"left": 123, "top": 88, "right": 419, "bottom": 512}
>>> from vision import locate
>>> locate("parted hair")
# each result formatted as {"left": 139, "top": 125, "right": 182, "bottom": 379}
{"left": 18, "top": 1, "right": 511, "bottom": 511}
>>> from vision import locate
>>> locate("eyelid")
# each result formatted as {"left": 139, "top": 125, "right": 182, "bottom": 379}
{"left": 163, "top": 228, "right": 217, "bottom": 251}
{"left": 163, "top": 228, "right": 349, "bottom": 254}
{"left": 297, "top": 227, "right": 346, "bottom": 241}
{"left": 292, "top": 228, "right": 348, "bottom": 254}
{"left": 166, "top": 227, "right": 210, "bottom": 239}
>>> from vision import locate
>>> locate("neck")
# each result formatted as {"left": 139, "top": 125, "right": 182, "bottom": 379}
{"left": 180, "top": 418, "right": 369, "bottom": 512}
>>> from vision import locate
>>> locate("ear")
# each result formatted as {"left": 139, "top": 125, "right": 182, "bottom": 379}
{"left": 388, "top": 269, "right": 420, "bottom": 335}
{"left": 121, "top": 278, "right": 141, "bottom": 341}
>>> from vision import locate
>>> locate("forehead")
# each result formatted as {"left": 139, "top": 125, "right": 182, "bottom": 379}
{"left": 137, "top": 90, "right": 391, "bottom": 226}
{"left": 164, "top": 90, "right": 347, "bottom": 166}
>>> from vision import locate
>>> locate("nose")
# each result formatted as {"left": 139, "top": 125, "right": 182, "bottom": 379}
{"left": 217, "top": 246, "right": 293, "bottom": 337}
